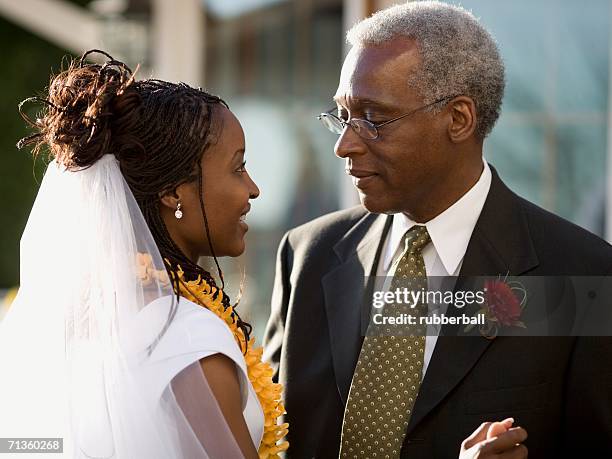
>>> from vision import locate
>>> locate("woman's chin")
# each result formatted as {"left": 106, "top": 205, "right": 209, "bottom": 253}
{"left": 198, "top": 241, "right": 245, "bottom": 259}
{"left": 226, "top": 238, "right": 246, "bottom": 257}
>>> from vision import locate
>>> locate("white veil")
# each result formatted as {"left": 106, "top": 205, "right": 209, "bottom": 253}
{"left": 0, "top": 155, "right": 244, "bottom": 458}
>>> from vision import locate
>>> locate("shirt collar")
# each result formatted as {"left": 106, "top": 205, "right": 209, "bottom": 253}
{"left": 384, "top": 159, "right": 492, "bottom": 275}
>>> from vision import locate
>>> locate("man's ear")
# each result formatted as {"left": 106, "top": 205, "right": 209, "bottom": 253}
{"left": 159, "top": 188, "right": 180, "bottom": 211}
{"left": 447, "top": 96, "right": 477, "bottom": 143}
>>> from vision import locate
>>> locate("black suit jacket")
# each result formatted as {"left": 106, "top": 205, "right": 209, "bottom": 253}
{"left": 263, "top": 167, "right": 612, "bottom": 458}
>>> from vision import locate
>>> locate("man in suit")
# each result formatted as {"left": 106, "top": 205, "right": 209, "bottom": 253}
{"left": 263, "top": 2, "right": 612, "bottom": 458}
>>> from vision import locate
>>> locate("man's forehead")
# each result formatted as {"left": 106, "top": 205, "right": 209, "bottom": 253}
{"left": 334, "top": 38, "right": 421, "bottom": 105}
{"left": 332, "top": 94, "right": 389, "bottom": 108}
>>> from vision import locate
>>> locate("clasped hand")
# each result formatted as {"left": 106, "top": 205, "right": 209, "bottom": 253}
{"left": 459, "top": 418, "right": 528, "bottom": 459}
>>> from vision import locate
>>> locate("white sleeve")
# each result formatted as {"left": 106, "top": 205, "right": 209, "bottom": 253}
{"left": 145, "top": 297, "right": 250, "bottom": 409}
{"left": 141, "top": 297, "right": 256, "bottom": 458}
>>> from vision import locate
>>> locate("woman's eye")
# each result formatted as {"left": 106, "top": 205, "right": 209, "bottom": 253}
{"left": 236, "top": 160, "right": 247, "bottom": 173}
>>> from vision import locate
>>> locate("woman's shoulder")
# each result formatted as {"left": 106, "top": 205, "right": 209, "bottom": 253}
{"left": 138, "top": 296, "right": 249, "bottom": 403}
{"left": 141, "top": 295, "right": 244, "bottom": 367}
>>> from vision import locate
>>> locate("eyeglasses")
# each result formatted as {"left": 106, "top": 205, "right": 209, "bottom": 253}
{"left": 317, "top": 96, "right": 456, "bottom": 140}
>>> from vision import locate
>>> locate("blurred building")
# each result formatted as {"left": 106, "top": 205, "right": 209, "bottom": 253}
{"left": 1, "top": 0, "right": 610, "bottom": 339}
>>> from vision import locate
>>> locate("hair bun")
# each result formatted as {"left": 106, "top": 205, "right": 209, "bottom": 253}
{"left": 17, "top": 50, "right": 141, "bottom": 170}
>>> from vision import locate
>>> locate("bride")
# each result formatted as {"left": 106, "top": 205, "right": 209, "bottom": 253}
{"left": 0, "top": 50, "right": 288, "bottom": 458}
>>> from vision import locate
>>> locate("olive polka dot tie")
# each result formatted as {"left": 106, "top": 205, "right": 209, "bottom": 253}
{"left": 340, "top": 225, "right": 431, "bottom": 458}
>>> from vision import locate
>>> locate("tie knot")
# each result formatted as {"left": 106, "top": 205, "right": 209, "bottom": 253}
{"left": 403, "top": 225, "right": 430, "bottom": 254}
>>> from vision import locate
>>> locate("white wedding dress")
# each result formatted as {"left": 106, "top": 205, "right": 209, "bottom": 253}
{"left": 143, "top": 296, "right": 264, "bottom": 449}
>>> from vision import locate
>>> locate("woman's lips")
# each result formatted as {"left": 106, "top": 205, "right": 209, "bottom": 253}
{"left": 239, "top": 205, "right": 251, "bottom": 231}
{"left": 346, "top": 169, "right": 378, "bottom": 189}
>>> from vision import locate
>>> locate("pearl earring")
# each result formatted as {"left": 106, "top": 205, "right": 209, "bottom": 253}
{"left": 174, "top": 202, "right": 183, "bottom": 219}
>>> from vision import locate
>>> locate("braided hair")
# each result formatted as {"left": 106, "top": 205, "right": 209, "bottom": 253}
{"left": 17, "top": 49, "right": 252, "bottom": 350}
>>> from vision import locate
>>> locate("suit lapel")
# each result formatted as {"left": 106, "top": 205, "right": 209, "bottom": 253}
{"left": 322, "top": 212, "right": 392, "bottom": 405}
{"left": 406, "top": 166, "right": 540, "bottom": 435}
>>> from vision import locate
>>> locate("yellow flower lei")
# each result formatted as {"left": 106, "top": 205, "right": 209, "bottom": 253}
{"left": 172, "top": 266, "right": 289, "bottom": 459}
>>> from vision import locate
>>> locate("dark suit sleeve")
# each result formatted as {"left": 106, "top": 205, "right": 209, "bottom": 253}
{"left": 263, "top": 232, "right": 292, "bottom": 382}
{"left": 562, "top": 272, "right": 612, "bottom": 456}
{"left": 562, "top": 336, "right": 612, "bottom": 456}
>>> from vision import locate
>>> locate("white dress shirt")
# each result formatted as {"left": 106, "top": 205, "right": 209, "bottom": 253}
{"left": 375, "top": 159, "right": 492, "bottom": 379}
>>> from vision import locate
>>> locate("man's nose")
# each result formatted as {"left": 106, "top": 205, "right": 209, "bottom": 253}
{"left": 334, "top": 124, "right": 367, "bottom": 159}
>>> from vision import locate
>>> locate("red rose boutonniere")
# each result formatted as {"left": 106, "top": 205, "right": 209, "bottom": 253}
{"left": 464, "top": 277, "right": 527, "bottom": 339}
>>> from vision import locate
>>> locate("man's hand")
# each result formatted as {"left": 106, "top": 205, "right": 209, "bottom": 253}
{"left": 459, "top": 418, "right": 528, "bottom": 459}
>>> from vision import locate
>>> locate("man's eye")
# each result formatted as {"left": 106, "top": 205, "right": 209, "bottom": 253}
{"left": 236, "top": 160, "right": 247, "bottom": 173}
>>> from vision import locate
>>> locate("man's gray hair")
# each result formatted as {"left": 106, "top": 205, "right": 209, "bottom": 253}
{"left": 347, "top": 1, "right": 505, "bottom": 139}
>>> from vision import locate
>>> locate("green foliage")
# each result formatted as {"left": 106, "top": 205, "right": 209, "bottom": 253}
{"left": 0, "top": 16, "right": 79, "bottom": 287}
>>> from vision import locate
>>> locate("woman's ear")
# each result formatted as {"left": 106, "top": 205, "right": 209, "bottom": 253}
{"left": 159, "top": 188, "right": 180, "bottom": 211}
{"left": 447, "top": 96, "right": 477, "bottom": 143}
